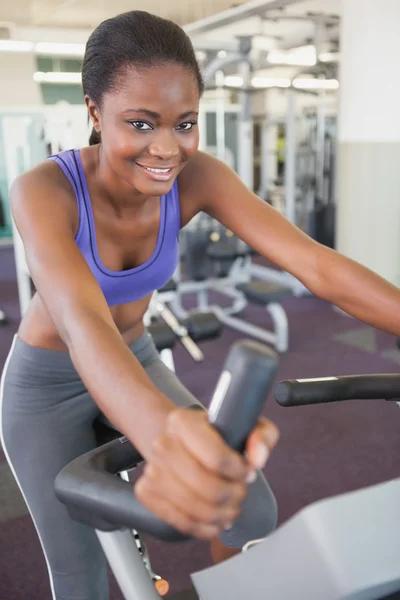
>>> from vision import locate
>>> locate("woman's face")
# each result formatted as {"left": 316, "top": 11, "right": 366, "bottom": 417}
{"left": 88, "top": 62, "right": 200, "bottom": 197}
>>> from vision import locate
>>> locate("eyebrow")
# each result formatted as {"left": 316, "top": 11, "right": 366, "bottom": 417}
{"left": 122, "top": 108, "right": 198, "bottom": 119}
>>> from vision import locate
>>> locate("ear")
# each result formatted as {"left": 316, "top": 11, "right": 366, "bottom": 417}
{"left": 85, "top": 95, "right": 101, "bottom": 134}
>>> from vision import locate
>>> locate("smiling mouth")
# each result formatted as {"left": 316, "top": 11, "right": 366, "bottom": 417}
{"left": 135, "top": 162, "right": 178, "bottom": 181}
{"left": 140, "top": 166, "right": 171, "bottom": 173}
{"left": 136, "top": 163, "right": 177, "bottom": 173}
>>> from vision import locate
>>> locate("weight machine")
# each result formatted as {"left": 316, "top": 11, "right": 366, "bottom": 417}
{"left": 199, "top": 38, "right": 309, "bottom": 297}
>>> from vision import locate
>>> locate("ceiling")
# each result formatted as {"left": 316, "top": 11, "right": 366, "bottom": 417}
{"left": 0, "top": 0, "right": 342, "bottom": 53}
{"left": 0, "top": 0, "right": 254, "bottom": 29}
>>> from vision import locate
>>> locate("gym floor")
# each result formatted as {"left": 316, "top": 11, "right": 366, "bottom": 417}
{"left": 1, "top": 244, "right": 400, "bottom": 599}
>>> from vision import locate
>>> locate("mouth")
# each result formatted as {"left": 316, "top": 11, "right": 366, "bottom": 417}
{"left": 135, "top": 162, "right": 178, "bottom": 182}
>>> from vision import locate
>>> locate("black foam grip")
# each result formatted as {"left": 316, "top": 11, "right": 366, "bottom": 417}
{"left": 275, "top": 374, "right": 400, "bottom": 407}
{"left": 209, "top": 340, "right": 279, "bottom": 453}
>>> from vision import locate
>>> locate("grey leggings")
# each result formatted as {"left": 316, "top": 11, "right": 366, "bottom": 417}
{"left": 0, "top": 332, "right": 277, "bottom": 600}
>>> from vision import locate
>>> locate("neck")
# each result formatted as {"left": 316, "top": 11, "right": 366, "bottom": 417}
{"left": 95, "top": 145, "right": 154, "bottom": 215}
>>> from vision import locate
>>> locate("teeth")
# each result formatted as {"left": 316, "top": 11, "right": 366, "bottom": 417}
{"left": 145, "top": 167, "right": 171, "bottom": 173}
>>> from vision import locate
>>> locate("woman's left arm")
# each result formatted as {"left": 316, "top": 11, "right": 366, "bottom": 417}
{"left": 186, "top": 152, "right": 400, "bottom": 337}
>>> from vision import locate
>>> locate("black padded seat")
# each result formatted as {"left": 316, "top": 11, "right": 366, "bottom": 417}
{"left": 147, "top": 319, "right": 177, "bottom": 351}
{"left": 237, "top": 280, "right": 292, "bottom": 305}
{"left": 158, "top": 279, "right": 177, "bottom": 294}
{"left": 206, "top": 241, "right": 249, "bottom": 260}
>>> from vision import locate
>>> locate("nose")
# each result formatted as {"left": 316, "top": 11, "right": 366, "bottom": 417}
{"left": 148, "top": 128, "right": 180, "bottom": 161}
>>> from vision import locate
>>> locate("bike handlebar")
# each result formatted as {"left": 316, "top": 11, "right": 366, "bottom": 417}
{"left": 275, "top": 374, "right": 400, "bottom": 407}
{"left": 55, "top": 340, "right": 279, "bottom": 542}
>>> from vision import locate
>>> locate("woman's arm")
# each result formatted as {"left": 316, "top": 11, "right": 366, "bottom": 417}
{"left": 11, "top": 162, "right": 279, "bottom": 540}
{"left": 11, "top": 166, "right": 175, "bottom": 460}
{"left": 182, "top": 152, "right": 400, "bottom": 337}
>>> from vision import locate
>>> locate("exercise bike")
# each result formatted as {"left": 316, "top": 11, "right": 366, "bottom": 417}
{"left": 0, "top": 308, "right": 7, "bottom": 325}
{"left": 55, "top": 342, "right": 400, "bottom": 600}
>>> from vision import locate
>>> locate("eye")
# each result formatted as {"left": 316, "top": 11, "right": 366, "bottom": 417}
{"left": 177, "top": 121, "right": 197, "bottom": 131}
{"left": 130, "top": 121, "right": 153, "bottom": 131}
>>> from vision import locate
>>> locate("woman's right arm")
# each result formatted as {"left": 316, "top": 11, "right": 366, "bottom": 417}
{"left": 10, "top": 166, "right": 175, "bottom": 459}
{"left": 10, "top": 166, "right": 279, "bottom": 539}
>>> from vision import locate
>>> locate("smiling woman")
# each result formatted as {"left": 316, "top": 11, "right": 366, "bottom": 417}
{"left": 1, "top": 10, "right": 279, "bottom": 600}
{"left": 4, "top": 7, "right": 400, "bottom": 600}
{"left": 82, "top": 11, "right": 203, "bottom": 197}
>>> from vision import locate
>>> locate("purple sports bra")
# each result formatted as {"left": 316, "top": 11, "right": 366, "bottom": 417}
{"left": 49, "top": 149, "right": 180, "bottom": 307}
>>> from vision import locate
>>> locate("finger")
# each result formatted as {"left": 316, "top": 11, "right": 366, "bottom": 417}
{"left": 135, "top": 476, "right": 224, "bottom": 540}
{"left": 150, "top": 435, "right": 248, "bottom": 510}
{"left": 142, "top": 462, "right": 241, "bottom": 529}
{"left": 245, "top": 418, "right": 280, "bottom": 472}
{"left": 166, "top": 409, "right": 248, "bottom": 481}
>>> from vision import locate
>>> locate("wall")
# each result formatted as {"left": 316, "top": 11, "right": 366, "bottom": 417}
{"left": 0, "top": 53, "right": 42, "bottom": 106}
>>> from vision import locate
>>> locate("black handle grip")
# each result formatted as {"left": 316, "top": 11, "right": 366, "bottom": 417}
{"left": 209, "top": 340, "right": 279, "bottom": 453}
{"left": 55, "top": 340, "right": 279, "bottom": 542}
{"left": 275, "top": 374, "right": 400, "bottom": 407}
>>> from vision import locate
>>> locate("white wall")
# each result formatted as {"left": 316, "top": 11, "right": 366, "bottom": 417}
{"left": 338, "top": 0, "right": 400, "bottom": 143}
{"left": 0, "top": 53, "right": 42, "bottom": 106}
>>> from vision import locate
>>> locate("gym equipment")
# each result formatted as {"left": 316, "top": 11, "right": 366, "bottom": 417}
{"left": 147, "top": 279, "right": 222, "bottom": 365}
{"left": 0, "top": 308, "right": 7, "bottom": 325}
{"left": 150, "top": 303, "right": 222, "bottom": 363}
{"left": 173, "top": 220, "right": 291, "bottom": 352}
{"left": 147, "top": 319, "right": 177, "bottom": 354}
{"left": 182, "top": 311, "right": 222, "bottom": 342}
{"left": 56, "top": 365, "right": 400, "bottom": 600}
{"left": 154, "top": 301, "right": 205, "bottom": 362}
{"left": 55, "top": 339, "right": 280, "bottom": 599}
{"left": 201, "top": 47, "right": 311, "bottom": 299}
{"left": 298, "top": 106, "right": 337, "bottom": 249}
{"left": 1, "top": 107, "right": 90, "bottom": 317}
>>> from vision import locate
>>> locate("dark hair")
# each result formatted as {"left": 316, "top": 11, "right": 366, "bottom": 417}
{"left": 82, "top": 10, "right": 204, "bottom": 145}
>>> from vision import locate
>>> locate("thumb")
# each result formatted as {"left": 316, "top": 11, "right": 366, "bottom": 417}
{"left": 245, "top": 418, "right": 280, "bottom": 472}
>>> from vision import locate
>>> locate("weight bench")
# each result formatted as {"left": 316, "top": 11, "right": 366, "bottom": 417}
{"left": 148, "top": 279, "right": 223, "bottom": 365}
{"left": 234, "top": 280, "right": 292, "bottom": 353}
{"left": 236, "top": 280, "right": 292, "bottom": 305}
{"left": 173, "top": 228, "right": 291, "bottom": 353}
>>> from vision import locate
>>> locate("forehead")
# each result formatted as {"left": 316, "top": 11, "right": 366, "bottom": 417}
{"left": 103, "top": 63, "right": 200, "bottom": 112}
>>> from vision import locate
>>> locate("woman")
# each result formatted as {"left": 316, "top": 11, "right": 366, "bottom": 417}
{"left": 1, "top": 10, "right": 399, "bottom": 600}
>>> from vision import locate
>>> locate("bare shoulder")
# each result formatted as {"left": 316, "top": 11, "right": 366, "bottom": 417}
{"left": 11, "top": 158, "right": 78, "bottom": 235}
{"left": 177, "top": 151, "right": 233, "bottom": 226}
{"left": 178, "top": 151, "right": 228, "bottom": 190}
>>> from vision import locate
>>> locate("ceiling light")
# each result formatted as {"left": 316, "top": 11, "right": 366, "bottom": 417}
{"left": 35, "top": 42, "right": 85, "bottom": 57}
{"left": 195, "top": 50, "right": 206, "bottom": 62}
{"left": 292, "top": 78, "right": 339, "bottom": 90}
{"left": 319, "top": 52, "right": 340, "bottom": 63}
{"left": 224, "top": 75, "right": 244, "bottom": 87}
{"left": 225, "top": 76, "right": 292, "bottom": 89}
{"left": 268, "top": 45, "right": 317, "bottom": 66}
{"left": 252, "top": 77, "right": 291, "bottom": 88}
{"left": 33, "top": 71, "right": 82, "bottom": 84}
{"left": 0, "top": 40, "right": 33, "bottom": 52}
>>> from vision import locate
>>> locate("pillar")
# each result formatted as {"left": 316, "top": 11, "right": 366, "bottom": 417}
{"left": 337, "top": 0, "right": 400, "bottom": 285}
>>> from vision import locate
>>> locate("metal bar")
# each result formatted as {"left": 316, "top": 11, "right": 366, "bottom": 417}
{"left": 2, "top": 117, "right": 33, "bottom": 316}
{"left": 184, "top": 0, "right": 302, "bottom": 36}
{"left": 237, "top": 59, "right": 254, "bottom": 189}
{"left": 284, "top": 90, "right": 296, "bottom": 223}
{"left": 216, "top": 70, "right": 226, "bottom": 162}
{"left": 316, "top": 82, "right": 326, "bottom": 203}
{"left": 258, "top": 119, "right": 270, "bottom": 197}
{"left": 212, "top": 308, "right": 278, "bottom": 348}
{"left": 96, "top": 530, "right": 160, "bottom": 600}
{"left": 203, "top": 53, "right": 244, "bottom": 83}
